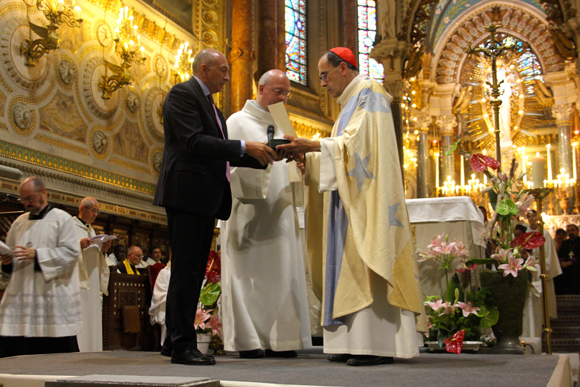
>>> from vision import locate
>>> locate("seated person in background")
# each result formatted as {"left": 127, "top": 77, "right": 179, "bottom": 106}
{"left": 116, "top": 246, "right": 146, "bottom": 275}
{"left": 554, "top": 228, "right": 567, "bottom": 253}
{"left": 107, "top": 244, "right": 126, "bottom": 267}
{"left": 149, "top": 257, "right": 171, "bottom": 346}
{"left": 148, "top": 246, "right": 166, "bottom": 288}
{"left": 514, "top": 224, "right": 527, "bottom": 238}
{"left": 137, "top": 248, "right": 156, "bottom": 269}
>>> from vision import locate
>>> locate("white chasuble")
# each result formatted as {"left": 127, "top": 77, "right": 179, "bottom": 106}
{"left": 72, "top": 216, "right": 110, "bottom": 352}
{"left": 304, "top": 75, "right": 425, "bottom": 358}
{"left": 221, "top": 100, "right": 311, "bottom": 352}
{"left": 0, "top": 208, "right": 82, "bottom": 337}
{"left": 523, "top": 226, "right": 562, "bottom": 339}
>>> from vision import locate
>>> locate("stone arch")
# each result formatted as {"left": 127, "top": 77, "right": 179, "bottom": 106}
{"left": 432, "top": 5, "right": 565, "bottom": 84}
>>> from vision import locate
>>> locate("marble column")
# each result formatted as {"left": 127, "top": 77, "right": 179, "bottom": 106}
{"left": 384, "top": 79, "right": 405, "bottom": 177}
{"left": 257, "top": 0, "right": 279, "bottom": 79}
{"left": 230, "top": 0, "right": 255, "bottom": 113}
{"left": 341, "top": 0, "right": 357, "bottom": 53}
{"left": 416, "top": 108, "right": 432, "bottom": 198}
{"left": 436, "top": 115, "right": 457, "bottom": 184}
{"left": 552, "top": 104, "right": 575, "bottom": 177}
{"left": 277, "top": 0, "right": 286, "bottom": 71}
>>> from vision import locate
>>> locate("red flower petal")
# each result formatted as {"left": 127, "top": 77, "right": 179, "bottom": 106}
{"left": 510, "top": 231, "right": 546, "bottom": 249}
{"left": 444, "top": 329, "right": 465, "bottom": 354}
{"left": 455, "top": 263, "right": 478, "bottom": 273}
{"left": 470, "top": 154, "right": 501, "bottom": 172}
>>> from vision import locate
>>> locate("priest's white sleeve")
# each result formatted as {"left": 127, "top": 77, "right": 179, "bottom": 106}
{"left": 319, "top": 137, "right": 337, "bottom": 192}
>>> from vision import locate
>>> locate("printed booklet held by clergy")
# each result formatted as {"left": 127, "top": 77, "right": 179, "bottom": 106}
{"left": 90, "top": 234, "right": 117, "bottom": 247}
{"left": 0, "top": 241, "right": 12, "bottom": 257}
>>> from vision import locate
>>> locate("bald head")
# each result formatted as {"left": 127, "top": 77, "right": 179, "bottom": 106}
{"left": 19, "top": 177, "right": 47, "bottom": 215}
{"left": 79, "top": 197, "right": 100, "bottom": 224}
{"left": 191, "top": 49, "right": 230, "bottom": 94}
{"left": 257, "top": 69, "right": 291, "bottom": 111}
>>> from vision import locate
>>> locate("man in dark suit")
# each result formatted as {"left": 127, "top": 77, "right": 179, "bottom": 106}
{"left": 153, "top": 49, "right": 278, "bottom": 365}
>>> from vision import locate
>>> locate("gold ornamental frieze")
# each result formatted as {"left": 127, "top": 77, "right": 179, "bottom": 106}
{"left": 35, "top": 133, "right": 89, "bottom": 155}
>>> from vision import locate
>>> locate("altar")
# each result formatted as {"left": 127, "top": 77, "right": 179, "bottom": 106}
{"left": 406, "top": 197, "right": 486, "bottom": 298}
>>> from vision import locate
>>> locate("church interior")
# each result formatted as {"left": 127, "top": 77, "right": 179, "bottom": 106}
{"left": 0, "top": 0, "right": 579, "bottom": 386}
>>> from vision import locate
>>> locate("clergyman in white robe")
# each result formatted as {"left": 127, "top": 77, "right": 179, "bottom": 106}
{"left": 221, "top": 97, "right": 311, "bottom": 353}
{"left": 72, "top": 216, "right": 110, "bottom": 352}
{"left": 523, "top": 221, "right": 562, "bottom": 341}
{"left": 149, "top": 264, "right": 171, "bottom": 345}
{"left": 0, "top": 206, "right": 81, "bottom": 354}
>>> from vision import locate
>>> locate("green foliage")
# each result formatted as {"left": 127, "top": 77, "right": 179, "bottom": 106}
{"left": 487, "top": 189, "right": 498, "bottom": 211}
{"left": 445, "top": 273, "right": 463, "bottom": 303}
{"left": 496, "top": 198, "right": 518, "bottom": 216}
{"left": 200, "top": 282, "right": 221, "bottom": 307}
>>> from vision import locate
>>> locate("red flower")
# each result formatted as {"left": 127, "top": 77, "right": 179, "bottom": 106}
{"left": 470, "top": 154, "right": 501, "bottom": 172}
{"left": 456, "top": 263, "right": 478, "bottom": 273}
{"left": 510, "top": 231, "right": 546, "bottom": 249}
{"left": 205, "top": 250, "right": 221, "bottom": 283}
{"left": 444, "top": 329, "right": 465, "bottom": 354}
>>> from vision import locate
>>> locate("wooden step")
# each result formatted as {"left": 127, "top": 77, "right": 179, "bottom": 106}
{"left": 550, "top": 326, "right": 580, "bottom": 339}
{"left": 544, "top": 338, "right": 580, "bottom": 353}
{"left": 550, "top": 315, "right": 580, "bottom": 326}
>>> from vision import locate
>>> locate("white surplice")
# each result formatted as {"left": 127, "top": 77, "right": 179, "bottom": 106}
{"left": 315, "top": 76, "right": 420, "bottom": 358}
{"left": 149, "top": 265, "right": 171, "bottom": 345}
{"left": 0, "top": 208, "right": 82, "bottom": 337}
{"left": 522, "top": 226, "right": 562, "bottom": 339}
{"left": 72, "top": 217, "right": 110, "bottom": 352}
{"left": 221, "top": 100, "right": 311, "bottom": 352}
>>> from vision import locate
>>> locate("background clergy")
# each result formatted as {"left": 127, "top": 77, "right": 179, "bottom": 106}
{"left": 278, "top": 48, "right": 425, "bottom": 367}
{"left": 221, "top": 69, "right": 311, "bottom": 358}
{"left": 72, "top": 197, "right": 112, "bottom": 352}
{"left": 523, "top": 210, "right": 562, "bottom": 341}
{"left": 0, "top": 177, "right": 82, "bottom": 357}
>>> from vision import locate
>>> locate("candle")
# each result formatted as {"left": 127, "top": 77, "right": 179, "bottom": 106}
{"left": 532, "top": 152, "right": 546, "bottom": 188}
{"left": 521, "top": 147, "right": 526, "bottom": 182}
{"left": 460, "top": 156, "right": 465, "bottom": 186}
{"left": 547, "top": 144, "right": 552, "bottom": 181}
{"left": 573, "top": 142, "right": 578, "bottom": 180}
{"left": 435, "top": 153, "right": 439, "bottom": 188}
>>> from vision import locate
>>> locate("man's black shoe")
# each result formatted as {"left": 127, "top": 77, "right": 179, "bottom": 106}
{"left": 171, "top": 349, "right": 216, "bottom": 365}
{"left": 346, "top": 355, "right": 393, "bottom": 366}
{"left": 239, "top": 349, "right": 264, "bottom": 358}
{"left": 327, "top": 353, "right": 351, "bottom": 362}
{"left": 265, "top": 349, "right": 297, "bottom": 358}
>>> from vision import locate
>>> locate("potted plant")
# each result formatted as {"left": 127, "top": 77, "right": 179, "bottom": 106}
{"left": 419, "top": 234, "right": 499, "bottom": 353}
{"left": 195, "top": 250, "right": 223, "bottom": 354}
{"left": 467, "top": 153, "right": 546, "bottom": 354}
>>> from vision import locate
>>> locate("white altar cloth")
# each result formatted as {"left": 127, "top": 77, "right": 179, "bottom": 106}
{"left": 406, "top": 197, "right": 486, "bottom": 298}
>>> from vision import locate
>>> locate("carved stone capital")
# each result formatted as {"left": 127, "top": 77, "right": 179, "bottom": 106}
{"left": 229, "top": 47, "right": 256, "bottom": 61}
{"left": 552, "top": 103, "right": 575, "bottom": 123}
{"left": 384, "top": 80, "right": 405, "bottom": 100}
{"left": 436, "top": 115, "right": 457, "bottom": 135}
{"left": 414, "top": 107, "right": 432, "bottom": 129}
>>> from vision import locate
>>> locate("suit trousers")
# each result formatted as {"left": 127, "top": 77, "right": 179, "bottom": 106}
{"left": 164, "top": 207, "right": 216, "bottom": 353}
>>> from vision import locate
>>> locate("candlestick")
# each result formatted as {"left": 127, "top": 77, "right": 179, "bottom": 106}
{"left": 547, "top": 144, "right": 552, "bottom": 181}
{"left": 532, "top": 152, "right": 546, "bottom": 188}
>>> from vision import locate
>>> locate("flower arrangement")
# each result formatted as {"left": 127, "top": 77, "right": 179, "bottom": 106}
{"left": 419, "top": 234, "right": 499, "bottom": 350}
{"left": 195, "top": 250, "right": 222, "bottom": 339}
{"left": 468, "top": 153, "right": 545, "bottom": 274}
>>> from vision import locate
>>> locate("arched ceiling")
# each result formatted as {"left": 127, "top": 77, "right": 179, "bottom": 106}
{"left": 402, "top": 0, "right": 575, "bottom": 51}
{"left": 434, "top": 5, "right": 565, "bottom": 84}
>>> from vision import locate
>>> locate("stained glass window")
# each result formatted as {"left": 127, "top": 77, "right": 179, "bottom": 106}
{"left": 358, "top": 0, "right": 383, "bottom": 83}
{"left": 286, "top": 0, "right": 307, "bottom": 85}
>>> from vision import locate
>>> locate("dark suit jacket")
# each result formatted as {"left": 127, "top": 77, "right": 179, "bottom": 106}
{"left": 153, "top": 77, "right": 264, "bottom": 220}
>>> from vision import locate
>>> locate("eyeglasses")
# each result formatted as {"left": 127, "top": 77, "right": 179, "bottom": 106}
{"left": 265, "top": 85, "right": 291, "bottom": 99}
{"left": 83, "top": 206, "right": 100, "bottom": 215}
{"left": 319, "top": 65, "right": 340, "bottom": 82}
{"left": 18, "top": 192, "right": 39, "bottom": 203}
